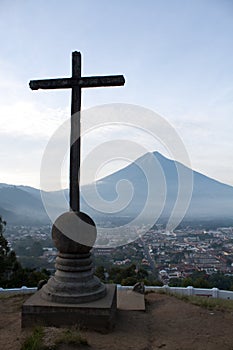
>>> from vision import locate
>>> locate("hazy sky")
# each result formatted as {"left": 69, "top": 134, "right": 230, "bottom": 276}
{"left": 0, "top": 0, "right": 233, "bottom": 189}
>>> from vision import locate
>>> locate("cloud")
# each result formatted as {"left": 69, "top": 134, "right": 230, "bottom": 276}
{"left": 0, "top": 69, "right": 70, "bottom": 187}
{"left": 0, "top": 101, "right": 69, "bottom": 138}
{"left": 0, "top": 85, "right": 232, "bottom": 189}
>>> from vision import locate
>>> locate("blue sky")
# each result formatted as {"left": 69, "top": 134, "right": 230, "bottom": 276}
{"left": 0, "top": 0, "right": 233, "bottom": 189}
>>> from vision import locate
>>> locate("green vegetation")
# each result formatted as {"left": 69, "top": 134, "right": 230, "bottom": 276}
{"left": 21, "top": 327, "right": 44, "bottom": 350}
{"left": 21, "top": 326, "right": 88, "bottom": 350}
{"left": 185, "top": 295, "right": 233, "bottom": 311}
{"left": 0, "top": 216, "right": 49, "bottom": 288}
{"left": 95, "top": 264, "right": 163, "bottom": 286}
{"left": 54, "top": 328, "right": 88, "bottom": 347}
{"left": 169, "top": 271, "right": 233, "bottom": 291}
{"left": 14, "top": 239, "right": 44, "bottom": 257}
{"left": 160, "top": 291, "right": 233, "bottom": 312}
{"left": 100, "top": 263, "right": 233, "bottom": 291}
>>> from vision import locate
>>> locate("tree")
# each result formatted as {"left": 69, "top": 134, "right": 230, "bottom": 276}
{"left": 208, "top": 272, "right": 233, "bottom": 290}
{"left": 181, "top": 277, "right": 193, "bottom": 287}
{"left": 0, "top": 216, "right": 50, "bottom": 288}
{"left": 0, "top": 216, "right": 20, "bottom": 284}
{"left": 193, "top": 277, "right": 211, "bottom": 288}
{"left": 30, "top": 241, "right": 43, "bottom": 257}
{"left": 121, "top": 276, "right": 137, "bottom": 286}
{"left": 0, "top": 216, "right": 8, "bottom": 256}
{"left": 95, "top": 266, "right": 105, "bottom": 282}
{"left": 137, "top": 267, "right": 148, "bottom": 280}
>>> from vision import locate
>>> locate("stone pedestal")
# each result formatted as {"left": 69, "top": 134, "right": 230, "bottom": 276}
{"left": 22, "top": 212, "right": 116, "bottom": 331}
{"left": 22, "top": 284, "right": 116, "bottom": 331}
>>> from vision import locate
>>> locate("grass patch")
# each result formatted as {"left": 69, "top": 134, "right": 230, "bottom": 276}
{"left": 54, "top": 328, "right": 89, "bottom": 347}
{"left": 21, "top": 326, "right": 88, "bottom": 350}
{"left": 180, "top": 295, "right": 233, "bottom": 311}
{"left": 156, "top": 290, "right": 233, "bottom": 311}
{"left": 21, "top": 327, "right": 45, "bottom": 350}
{"left": 0, "top": 292, "right": 34, "bottom": 300}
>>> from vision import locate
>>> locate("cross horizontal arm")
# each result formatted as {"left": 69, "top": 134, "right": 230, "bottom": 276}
{"left": 29, "top": 75, "right": 125, "bottom": 90}
{"left": 29, "top": 78, "right": 74, "bottom": 90}
{"left": 80, "top": 75, "right": 125, "bottom": 88}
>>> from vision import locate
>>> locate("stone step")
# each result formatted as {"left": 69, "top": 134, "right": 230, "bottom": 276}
{"left": 117, "top": 289, "right": 145, "bottom": 310}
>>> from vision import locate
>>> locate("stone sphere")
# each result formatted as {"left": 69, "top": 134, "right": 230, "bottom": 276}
{"left": 52, "top": 211, "right": 97, "bottom": 254}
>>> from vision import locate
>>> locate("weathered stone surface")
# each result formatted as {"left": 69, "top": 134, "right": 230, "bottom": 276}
{"left": 22, "top": 284, "right": 116, "bottom": 331}
{"left": 117, "top": 289, "right": 145, "bottom": 311}
{"left": 40, "top": 251, "right": 106, "bottom": 304}
{"left": 41, "top": 211, "right": 106, "bottom": 304}
{"left": 52, "top": 211, "right": 97, "bottom": 253}
{"left": 133, "top": 282, "right": 145, "bottom": 294}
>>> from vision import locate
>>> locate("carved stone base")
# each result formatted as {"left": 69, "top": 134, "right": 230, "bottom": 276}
{"left": 40, "top": 211, "right": 106, "bottom": 304}
{"left": 22, "top": 284, "right": 116, "bottom": 331}
{"left": 41, "top": 252, "right": 106, "bottom": 304}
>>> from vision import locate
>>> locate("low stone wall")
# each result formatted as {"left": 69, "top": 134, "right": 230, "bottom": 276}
{"left": 0, "top": 286, "right": 37, "bottom": 295}
{"left": 1, "top": 285, "right": 233, "bottom": 300}
{"left": 145, "top": 285, "right": 233, "bottom": 300}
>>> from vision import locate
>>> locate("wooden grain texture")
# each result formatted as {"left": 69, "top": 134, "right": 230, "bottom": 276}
{"left": 29, "top": 75, "right": 125, "bottom": 90}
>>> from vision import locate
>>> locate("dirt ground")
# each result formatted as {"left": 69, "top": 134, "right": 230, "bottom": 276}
{"left": 1, "top": 292, "right": 233, "bottom": 350}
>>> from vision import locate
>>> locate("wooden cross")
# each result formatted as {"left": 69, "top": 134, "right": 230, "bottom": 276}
{"left": 30, "top": 51, "right": 125, "bottom": 212}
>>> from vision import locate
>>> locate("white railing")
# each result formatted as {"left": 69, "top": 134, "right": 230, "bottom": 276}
{"left": 144, "top": 285, "right": 233, "bottom": 300}
{"left": 0, "top": 286, "right": 37, "bottom": 295}
{"left": 1, "top": 285, "right": 233, "bottom": 300}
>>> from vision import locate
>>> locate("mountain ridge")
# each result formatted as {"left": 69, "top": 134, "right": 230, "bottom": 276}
{"left": 0, "top": 152, "right": 232, "bottom": 226}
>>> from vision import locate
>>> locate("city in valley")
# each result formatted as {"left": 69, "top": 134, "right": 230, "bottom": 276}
{"left": 5, "top": 222, "right": 233, "bottom": 285}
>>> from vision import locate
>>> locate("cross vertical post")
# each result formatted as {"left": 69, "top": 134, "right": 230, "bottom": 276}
{"left": 70, "top": 52, "right": 81, "bottom": 212}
